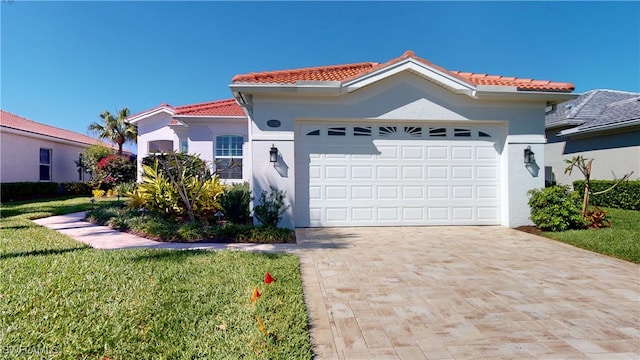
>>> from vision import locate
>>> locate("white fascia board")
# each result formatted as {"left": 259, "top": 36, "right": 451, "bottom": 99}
{"left": 558, "top": 119, "right": 640, "bottom": 137}
{"left": 343, "top": 59, "right": 476, "bottom": 95}
{"left": 128, "top": 107, "right": 175, "bottom": 124}
{"left": 506, "top": 134, "right": 547, "bottom": 144}
{"left": 229, "top": 82, "right": 343, "bottom": 96}
{"left": 473, "top": 90, "right": 579, "bottom": 104}
{"left": 544, "top": 119, "right": 584, "bottom": 130}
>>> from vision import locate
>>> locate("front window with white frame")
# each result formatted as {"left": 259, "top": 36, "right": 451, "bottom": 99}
{"left": 215, "top": 135, "right": 243, "bottom": 179}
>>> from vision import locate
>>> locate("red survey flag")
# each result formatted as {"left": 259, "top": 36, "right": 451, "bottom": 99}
{"left": 265, "top": 272, "right": 275, "bottom": 284}
{"left": 251, "top": 286, "right": 261, "bottom": 303}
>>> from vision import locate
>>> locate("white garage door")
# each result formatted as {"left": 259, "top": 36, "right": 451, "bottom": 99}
{"left": 295, "top": 123, "right": 502, "bottom": 227}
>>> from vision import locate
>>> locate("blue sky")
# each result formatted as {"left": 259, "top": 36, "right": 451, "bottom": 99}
{"left": 2, "top": 1, "right": 639, "bottom": 153}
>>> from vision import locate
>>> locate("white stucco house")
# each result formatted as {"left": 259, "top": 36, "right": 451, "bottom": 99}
{"left": 0, "top": 110, "right": 114, "bottom": 183}
{"left": 545, "top": 89, "right": 640, "bottom": 185}
{"left": 133, "top": 50, "right": 578, "bottom": 228}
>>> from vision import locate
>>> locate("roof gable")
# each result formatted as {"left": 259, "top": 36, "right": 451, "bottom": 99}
{"left": 0, "top": 110, "right": 115, "bottom": 148}
{"left": 232, "top": 50, "right": 575, "bottom": 93}
{"left": 127, "top": 103, "right": 175, "bottom": 124}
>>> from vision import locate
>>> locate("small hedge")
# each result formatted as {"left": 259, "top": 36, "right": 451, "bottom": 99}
{"left": 1, "top": 182, "right": 59, "bottom": 202}
{"left": 1, "top": 181, "right": 93, "bottom": 202}
{"left": 573, "top": 180, "right": 640, "bottom": 210}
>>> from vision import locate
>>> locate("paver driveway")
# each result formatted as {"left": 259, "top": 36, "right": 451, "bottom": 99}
{"left": 295, "top": 226, "right": 639, "bottom": 359}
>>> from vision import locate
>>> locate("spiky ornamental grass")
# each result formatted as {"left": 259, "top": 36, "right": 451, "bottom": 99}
{"left": 0, "top": 197, "right": 312, "bottom": 359}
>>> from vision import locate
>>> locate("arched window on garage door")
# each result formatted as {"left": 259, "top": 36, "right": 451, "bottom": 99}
{"left": 215, "top": 135, "right": 243, "bottom": 179}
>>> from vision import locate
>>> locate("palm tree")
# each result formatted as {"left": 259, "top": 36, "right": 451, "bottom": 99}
{"left": 89, "top": 108, "right": 137, "bottom": 155}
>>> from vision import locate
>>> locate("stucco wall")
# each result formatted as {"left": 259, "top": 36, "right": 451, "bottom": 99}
{"left": 1, "top": 130, "right": 88, "bottom": 183}
{"left": 545, "top": 128, "right": 640, "bottom": 185}
{"left": 136, "top": 113, "right": 177, "bottom": 180}
{"left": 136, "top": 115, "right": 249, "bottom": 183}
{"left": 247, "top": 72, "right": 549, "bottom": 228}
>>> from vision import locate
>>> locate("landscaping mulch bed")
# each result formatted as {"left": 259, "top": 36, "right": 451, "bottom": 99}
{"left": 514, "top": 225, "right": 543, "bottom": 236}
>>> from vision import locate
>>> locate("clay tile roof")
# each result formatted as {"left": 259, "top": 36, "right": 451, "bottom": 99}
{"left": 174, "top": 98, "right": 245, "bottom": 117}
{"left": 232, "top": 50, "right": 575, "bottom": 93}
{"left": 0, "top": 110, "right": 115, "bottom": 148}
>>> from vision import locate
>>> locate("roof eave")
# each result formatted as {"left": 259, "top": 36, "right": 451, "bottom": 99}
{"left": 473, "top": 89, "right": 579, "bottom": 104}
{"left": 127, "top": 107, "right": 175, "bottom": 124}
{"left": 545, "top": 119, "right": 585, "bottom": 130}
{"left": 229, "top": 82, "right": 343, "bottom": 96}
{"left": 558, "top": 119, "right": 640, "bottom": 137}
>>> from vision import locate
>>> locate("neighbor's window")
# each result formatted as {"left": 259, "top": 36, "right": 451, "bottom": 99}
{"left": 148, "top": 140, "right": 173, "bottom": 153}
{"left": 181, "top": 141, "right": 188, "bottom": 154}
{"left": 39, "top": 148, "right": 52, "bottom": 181}
{"left": 215, "top": 135, "right": 243, "bottom": 179}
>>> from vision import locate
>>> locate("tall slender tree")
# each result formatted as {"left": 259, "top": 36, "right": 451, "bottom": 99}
{"left": 88, "top": 108, "right": 137, "bottom": 155}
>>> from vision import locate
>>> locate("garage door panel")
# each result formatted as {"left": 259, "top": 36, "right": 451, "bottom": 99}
{"left": 402, "top": 146, "right": 424, "bottom": 159}
{"left": 427, "top": 147, "right": 448, "bottom": 160}
{"left": 377, "top": 145, "right": 399, "bottom": 159}
{"left": 352, "top": 208, "right": 374, "bottom": 221}
{"left": 452, "top": 146, "right": 473, "bottom": 160}
{"left": 427, "top": 166, "right": 449, "bottom": 179}
{"left": 378, "top": 208, "right": 399, "bottom": 221}
{"left": 377, "top": 166, "right": 399, "bottom": 179}
{"left": 352, "top": 186, "right": 374, "bottom": 200}
{"left": 377, "top": 186, "right": 399, "bottom": 199}
{"left": 402, "top": 166, "right": 423, "bottom": 179}
{"left": 351, "top": 166, "right": 373, "bottom": 179}
{"left": 403, "top": 186, "right": 424, "bottom": 199}
{"left": 325, "top": 166, "right": 347, "bottom": 179}
{"left": 299, "top": 123, "right": 502, "bottom": 226}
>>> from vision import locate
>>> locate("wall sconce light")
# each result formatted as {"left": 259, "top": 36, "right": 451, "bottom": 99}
{"left": 269, "top": 144, "right": 278, "bottom": 164}
{"left": 524, "top": 146, "right": 535, "bottom": 165}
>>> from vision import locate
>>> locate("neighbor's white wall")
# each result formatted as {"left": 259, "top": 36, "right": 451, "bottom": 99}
{"left": 545, "top": 128, "right": 640, "bottom": 185}
{"left": 1, "top": 129, "right": 88, "bottom": 183}
{"left": 247, "top": 72, "right": 550, "bottom": 228}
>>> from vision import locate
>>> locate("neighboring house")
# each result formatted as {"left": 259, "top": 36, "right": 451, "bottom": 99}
{"left": 137, "top": 50, "right": 577, "bottom": 228}
{"left": 0, "top": 110, "right": 115, "bottom": 183}
{"left": 545, "top": 89, "right": 640, "bottom": 185}
{"left": 127, "top": 99, "right": 249, "bottom": 184}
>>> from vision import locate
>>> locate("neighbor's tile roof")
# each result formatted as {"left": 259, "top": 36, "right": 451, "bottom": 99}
{"left": 174, "top": 99, "right": 245, "bottom": 117}
{"left": 1, "top": 110, "right": 115, "bottom": 148}
{"left": 232, "top": 50, "right": 575, "bottom": 92}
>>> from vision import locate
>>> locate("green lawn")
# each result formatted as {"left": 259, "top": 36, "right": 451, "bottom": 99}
{"left": 0, "top": 197, "right": 312, "bottom": 359}
{"left": 543, "top": 207, "right": 640, "bottom": 263}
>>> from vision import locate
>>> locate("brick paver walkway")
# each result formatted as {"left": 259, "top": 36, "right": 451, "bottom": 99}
{"left": 296, "top": 227, "right": 639, "bottom": 359}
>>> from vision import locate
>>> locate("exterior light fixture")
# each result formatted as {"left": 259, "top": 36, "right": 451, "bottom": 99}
{"left": 524, "top": 146, "right": 535, "bottom": 165}
{"left": 269, "top": 144, "right": 278, "bottom": 163}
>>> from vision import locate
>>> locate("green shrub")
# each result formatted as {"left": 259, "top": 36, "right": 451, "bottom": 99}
{"left": 1, "top": 182, "right": 59, "bottom": 202}
{"left": 253, "top": 187, "right": 289, "bottom": 228}
{"left": 135, "top": 154, "right": 224, "bottom": 223}
{"left": 115, "top": 182, "right": 137, "bottom": 197}
{"left": 96, "top": 155, "right": 136, "bottom": 186}
{"left": 528, "top": 185, "right": 586, "bottom": 232}
{"left": 220, "top": 182, "right": 251, "bottom": 224}
{"left": 60, "top": 182, "right": 93, "bottom": 196}
{"left": 239, "top": 227, "right": 295, "bottom": 243}
{"left": 573, "top": 180, "right": 640, "bottom": 210}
